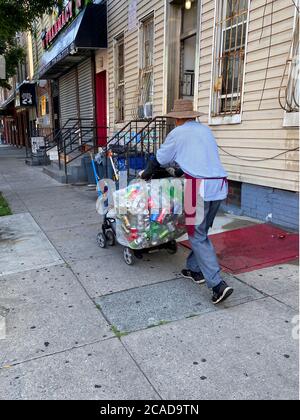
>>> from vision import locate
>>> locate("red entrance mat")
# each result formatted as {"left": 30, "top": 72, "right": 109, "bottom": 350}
{"left": 180, "top": 224, "right": 299, "bottom": 274}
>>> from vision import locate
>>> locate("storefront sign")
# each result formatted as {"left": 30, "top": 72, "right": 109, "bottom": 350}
{"left": 42, "top": 0, "right": 87, "bottom": 50}
{"left": 19, "top": 83, "right": 36, "bottom": 107}
{"left": 16, "top": 84, "right": 36, "bottom": 107}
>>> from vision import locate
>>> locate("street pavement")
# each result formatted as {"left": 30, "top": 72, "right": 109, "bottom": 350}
{"left": 0, "top": 145, "right": 298, "bottom": 400}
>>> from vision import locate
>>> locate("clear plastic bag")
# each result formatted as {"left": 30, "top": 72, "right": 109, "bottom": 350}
{"left": 113, "top": 179, "right": 186, "bottom": 250}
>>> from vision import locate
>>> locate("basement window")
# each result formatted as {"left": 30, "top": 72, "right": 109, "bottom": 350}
{"left": 210, "top": 0, "right": 249, "bottom": 125}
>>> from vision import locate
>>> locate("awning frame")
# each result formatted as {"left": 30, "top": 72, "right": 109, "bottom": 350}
{"left": 39, "top": 3, "right": 107, "bottom": 80}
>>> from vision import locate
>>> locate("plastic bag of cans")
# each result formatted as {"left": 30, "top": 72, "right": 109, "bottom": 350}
{"left": 113, "top": 179, "right": 186, "bottom": 249}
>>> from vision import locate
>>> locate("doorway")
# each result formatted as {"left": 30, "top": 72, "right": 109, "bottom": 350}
{"left": 95, "top": 71, "right": 107, "bottom": 147}
{"left": 165, "top": 0, "right": 199, "bottom": 112}
{"left": 53, "top": 96, "right": 60, "bottom": 136}
{"left": 179, "top": 1, "right": 198, "bottom": 100}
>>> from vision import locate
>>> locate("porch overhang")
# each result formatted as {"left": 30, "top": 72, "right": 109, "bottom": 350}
{"left": 39, "top": 3, "right": 107, "bottom": 80}
{"left": 0, "top": 93, "right": 15, "bottom": 116}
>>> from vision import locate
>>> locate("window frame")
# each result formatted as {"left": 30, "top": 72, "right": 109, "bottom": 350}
{"left": 209, "top": 0, "right": 251, "bottom": 126}
{"left": 179, "top": 1, "right": 198, "bottom": 100}
{"left": 138, "top": 12, "right": 155, "bottom": 117}
{"left": 114, "top": 32, "right": 125, "bottom": 123}
{"left": 283, "top": 0, "right": 299, "bottom": 128}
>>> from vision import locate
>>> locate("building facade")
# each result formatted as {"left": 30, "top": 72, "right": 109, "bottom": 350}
{"left": 105, "top": 0, "right": 299, "bottom": 229}
{"left": 0, "top": 33, "right": 36, "bottom": 148}
{"left": 0, "top": 0, "right": 298, "bottom": 229}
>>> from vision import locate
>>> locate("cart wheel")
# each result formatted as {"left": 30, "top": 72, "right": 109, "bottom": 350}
{"left": 97, "top": 232, "right": 107, "bottom": 249}
{"left": 123, "top": 247, "right": 135, "bottom": 265}
{"left": 167, "top": 240, "right": 178, "bottom": 255}
{"left": 106, "top": 230, "right": 116, "bottom": 246}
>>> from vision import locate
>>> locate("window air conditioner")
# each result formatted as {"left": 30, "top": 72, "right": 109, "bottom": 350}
{"left": 143, "top": 102, "right": 153, "bottom": 119}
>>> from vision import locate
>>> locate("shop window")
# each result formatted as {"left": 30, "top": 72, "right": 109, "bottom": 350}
{"left": 211, "top": 0, "right": 249, "bottom": 123}
{"left": 180, "top": 0, "right": 197, "bottom": 99}
{"left": 115, "top": 34, "right": 125, "bottom": 123}
{"left": 138, "top": 14, "right": 154, "bottom": 119}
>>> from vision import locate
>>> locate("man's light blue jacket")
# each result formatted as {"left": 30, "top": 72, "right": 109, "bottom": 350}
{"left": 156, "top": 121, "right": 228, "bottom": 202}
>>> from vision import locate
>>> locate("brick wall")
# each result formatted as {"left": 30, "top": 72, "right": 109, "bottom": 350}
{"left": 241, "top": 183, "right": 299, "bottom": 230}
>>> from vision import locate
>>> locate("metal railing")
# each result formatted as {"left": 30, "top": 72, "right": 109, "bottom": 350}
{"left": 61, "top": 123, "right": 109, "bottom": 184}
{"left": 26, "top": 116, "right": 174, "bottom": 184}
{"left": 104, "top": 116, "right": 175, "bottom": 180}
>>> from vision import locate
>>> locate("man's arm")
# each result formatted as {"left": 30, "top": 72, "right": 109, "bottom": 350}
{"left": 140, "top": 156, "right": 160, "bottom": 180}
{"left": 140, "top": 130, "right": 177, "bottom": 180}
{"left": 156, "top": 131, "right": 177, "bottom": 166}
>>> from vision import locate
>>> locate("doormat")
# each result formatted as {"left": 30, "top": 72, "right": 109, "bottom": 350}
{"left": 180, "top": 224, "right": 299, "bottom": 274}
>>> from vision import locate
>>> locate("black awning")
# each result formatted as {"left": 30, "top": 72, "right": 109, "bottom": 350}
{"left": 39, "top": 3, "right": 107, "bottom": 79}
{"left": 0, "top": 92, "right": 15, "bottom": 115}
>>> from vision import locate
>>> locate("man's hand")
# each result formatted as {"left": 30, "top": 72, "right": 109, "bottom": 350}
{"left": 140, "top": 157, "right": 160, "bottom": 180}
{"left": 166, "top": 167, "right": 184, "bottom": 178}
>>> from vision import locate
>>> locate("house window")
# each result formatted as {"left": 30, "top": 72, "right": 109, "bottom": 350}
{"left": 211, "top": 0, "right": 249, "bottom": 121}
{"left": 115, "top": 34, "right": 125, "bottom": 123}
{"left": 281, "top": 11, "right": 299, "bottom": 113}
{"left": 138, "top": 15, "right": 154, "bottom": 119}
{"left": 282, "top": 4, "right": 299, "bottom": 128}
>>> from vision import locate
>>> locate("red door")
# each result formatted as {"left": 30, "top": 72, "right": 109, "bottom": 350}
{"left": 95, "top": 71, "right": 107, "bottom": 147}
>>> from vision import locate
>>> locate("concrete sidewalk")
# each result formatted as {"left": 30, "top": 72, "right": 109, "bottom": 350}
{"left": 0, "top": 145, "right": 298, "bottom": 400}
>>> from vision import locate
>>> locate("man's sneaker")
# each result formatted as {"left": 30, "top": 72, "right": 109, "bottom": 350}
{"left": 181, "top": 269, "right": 205, "bottom": 285}
{"left": 212, "top": 281, "right": 234, "bottom": 304}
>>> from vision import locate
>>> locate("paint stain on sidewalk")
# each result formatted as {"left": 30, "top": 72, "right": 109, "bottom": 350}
{"left": 181, "top": 224, "right": 299, "bottom": 274}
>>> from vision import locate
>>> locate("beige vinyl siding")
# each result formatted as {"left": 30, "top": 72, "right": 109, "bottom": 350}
{"left": 197, "top": 0, "right": 299, "bottom": 192}
{"left": 107, "top": 0, "right": 165, "bottom": 128}
{"left": 32, "top": 14, "right": 53, "bottom": 75}
{"left": 106, "top": 0, "right": 298, "bottom": 192}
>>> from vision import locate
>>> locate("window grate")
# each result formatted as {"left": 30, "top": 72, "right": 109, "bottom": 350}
{"left": 279, "top": 13, "right": 299, "bottom": 113}
{"left": 139, "top": 16, "right": 154, "bottom": 114}
{"left": 212, "top": 0, "right": 249, "bottom": 117}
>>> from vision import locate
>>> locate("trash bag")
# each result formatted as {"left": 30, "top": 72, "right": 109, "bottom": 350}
{"left": 113, "top": 178, "right": 186, "bottom": 249}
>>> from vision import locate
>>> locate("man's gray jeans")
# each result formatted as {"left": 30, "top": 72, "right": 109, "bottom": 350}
{"left": 186, "top": 200, "right": 223, "bottom": 289}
